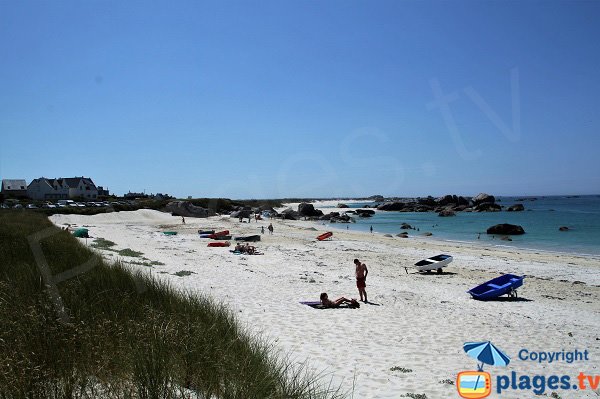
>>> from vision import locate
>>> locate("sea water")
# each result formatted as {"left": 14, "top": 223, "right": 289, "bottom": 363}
{"left": 324, "top": 195, "right": 600, "bottom": 256}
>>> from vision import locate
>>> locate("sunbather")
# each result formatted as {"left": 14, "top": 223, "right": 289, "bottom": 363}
{"left": 319, "top": 292, "right": 359, "bottom": 308}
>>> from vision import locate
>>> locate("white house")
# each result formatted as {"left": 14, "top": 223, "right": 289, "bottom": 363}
{"left": 28, "top": 177, "right": 99, "bottom": 200}
{"left": 27, "top": 178, "right": 68, "bottom": 200}
{"left": 55, "top": 177, "right": 99, "bottom": 200}
{"left": 1, "top": 179, "right": 28, "bottom": 198}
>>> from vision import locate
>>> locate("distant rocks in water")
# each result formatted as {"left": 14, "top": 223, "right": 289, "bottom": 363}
{"left": 329, "top": 213, "right": 354, "bottom": 223}
{"left": 472, "top": 193, "right": 496, "bottom": 206}
{"left": 356, "top": 209, "right": 375, "bottom": 217}
{"left": 400, "top": 223, "right": 414, "bottom": 230}
{"left": 507, "top": 204, "right": 525, "bottom": 212}
{"left": 377, "top": 202, "right": 405, "bottom": 211}
{"left": 297, "top": 202, "right": 324, "bottom": 218}
{"left": 368, "top": 195, "right": 385, "bottom": 202}
{"left": 165, "top": 201, "right": 213, "bottom": 218}
{"left": 474, "top": 202, "right": 501, "bottom": 212}
{"left": 396, "top": 232, "right": 408, "bottom": 238}
{"left": 438, "top": 209, "right": 456, "bottom": 217}
{"left": 337, "top": 203, "right": 349, "bottom": 208}
{"left": 487, "top": 223, "right": 525, "bottom": 235}
{"left": 559, "top": 226, "right": 570, "bottom": 231}
{"left": 422, "top": 232, "right": 433, "bottom": 236}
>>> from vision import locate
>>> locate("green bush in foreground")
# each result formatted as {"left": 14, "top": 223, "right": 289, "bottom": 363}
{"left": 0, "top": 211, "right": 344, "bottom": 399}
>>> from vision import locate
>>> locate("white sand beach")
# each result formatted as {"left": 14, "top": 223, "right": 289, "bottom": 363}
{"left": 50, "top": 204, "right": 600, "bottom": 398}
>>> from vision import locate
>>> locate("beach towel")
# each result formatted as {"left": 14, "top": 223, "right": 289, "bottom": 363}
{"left": 300, "top": 301, "right": 360, "bottom": 309}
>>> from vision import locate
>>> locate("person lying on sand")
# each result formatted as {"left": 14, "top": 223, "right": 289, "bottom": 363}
{"left": 319, "top": 293, "right": 360, "bottom": 308}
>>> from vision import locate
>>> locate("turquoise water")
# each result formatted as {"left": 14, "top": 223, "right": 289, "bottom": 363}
{"left": 327, "top": 196, "right": 600, "bottom": 256}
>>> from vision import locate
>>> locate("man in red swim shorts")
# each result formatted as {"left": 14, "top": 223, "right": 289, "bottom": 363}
{"left": 354, "top": 258, "right": 368, "bottom": 302}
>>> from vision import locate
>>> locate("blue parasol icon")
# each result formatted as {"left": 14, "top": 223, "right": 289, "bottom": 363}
{"left": 463, "top": 341, "right": 510, "bottom": 395}
{"left": 463, "top": 341, "right": 511, "bottom": 371}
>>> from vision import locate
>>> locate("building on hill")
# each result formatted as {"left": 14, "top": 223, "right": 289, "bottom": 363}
{"left": 28, "top": 177, "right": 68, "bottom": 200}
{"left": 27, "top": 177, "right": 99, "bottom": 200}
{"left": 1, "top": 179, "right": 28, "bottom": 198}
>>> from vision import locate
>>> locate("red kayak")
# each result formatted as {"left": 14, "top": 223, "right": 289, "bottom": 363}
{"left": 317, "top": 232, "right": 333, "bottom": 241}
{"left": 208, "top": 230, "right": 230, "bottom": 239}
{"left": 207, "top": 241, "right": 230, "bottom": 247}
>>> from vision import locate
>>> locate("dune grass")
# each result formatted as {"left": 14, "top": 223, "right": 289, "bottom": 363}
{"left": 0, "top": 210, "right": 345, "bottom": 399}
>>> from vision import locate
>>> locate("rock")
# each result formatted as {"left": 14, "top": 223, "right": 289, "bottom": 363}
{"left": 487, "top": 224, "right": 525, "bottom": 235}
{"left": 418, "top": 196, "right": 437, "bottom": 206}
{"left": 298, "top": 203, "right": 324, "bottom": 217}
{"left": 472, "top": 193, "right": 496, "bottom": 205}
{"left": 377, "top": 202, "right": 405, "bottom": 211}
{"left": 474, "top": 203, "right": 502, "bottom": 212}
{"left": 507, "top": 204, "right": 525, "bottom": 212}
{"left": 500, "top": 236, "right": 512, "bottom": 241}
{"left": 436, "top": 194, "right": 456, "bottom": 206}
{"left": 368, "top": 195, "right": 385, "bottom": 202}
{"left": 281, "top": 208, "right": 299, "bottom": 220}
{"left": 559, "top": 226, "right": 569, "bottom": 231}
{"left": 400, "top": 223, "right": 413, "bottom": 230}
{"left": 356, "top": 209, "right": 375, "bottom": 217}
{"left": 165, "top": 201, "right": 213, "bottom": 218}
{"left": 337, "top": 203, "right": 349, "bottom": 208}
{"left": 438, "top": 210, "right": 456, "bottom": 217}
{"left": 396, "top": 232, "right": 408, "bottom": 238}
{"left": 422, "top": 232, "right": 433, "bottom": 236}
{"left": 384, "top": 234, "right": 393, "bottom": 237}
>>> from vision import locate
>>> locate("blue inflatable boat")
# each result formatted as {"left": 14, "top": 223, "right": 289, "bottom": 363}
{"left": 467, "top": 274, "right": 525, "bottom": 300}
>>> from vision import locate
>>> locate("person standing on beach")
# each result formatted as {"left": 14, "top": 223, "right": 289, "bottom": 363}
{"left": 354, "top": 258, "right": 368, "bottom": 302}
{"left": 370, "top": 225, "right": 373, "bottom": 233}
{"left": 268, "top": 223, "right": 274, "bottom": 235}
{"left": 261, "top": 226, "right": 265, "bottom": 234}
{"left": 182, "top": 216, "right": 185, "bottom": 224}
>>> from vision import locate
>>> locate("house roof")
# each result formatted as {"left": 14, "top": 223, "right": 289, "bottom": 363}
{"left": 28, "top": 177, "right": 53, "bottom": 189}
{"left": 2, "top": 179, "right": 27, "bottom": 191}
{"left": 54, "top": 177, "right": 97, "bottom": 189}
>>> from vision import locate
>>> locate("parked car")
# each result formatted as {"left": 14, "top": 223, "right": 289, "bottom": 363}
{"left": 27, "top": 204, "right": 38, "bottom": 209}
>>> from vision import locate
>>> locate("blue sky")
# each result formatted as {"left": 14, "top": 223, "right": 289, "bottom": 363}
{"left": 1, "top": 0, "right": 599, "bottom": 198}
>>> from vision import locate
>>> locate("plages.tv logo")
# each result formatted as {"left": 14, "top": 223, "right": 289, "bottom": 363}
{"left": 457, "top": 341, "right": 511, "bottom": 399}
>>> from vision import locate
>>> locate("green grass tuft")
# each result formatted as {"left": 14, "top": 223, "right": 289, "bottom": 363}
{"left": 0, "top": 210, "right": 345, "bottom": 398}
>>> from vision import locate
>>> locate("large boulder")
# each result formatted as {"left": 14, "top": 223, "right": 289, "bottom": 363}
{"left": 472, "top": 193, "right": 495, "bottom": 206}
{"left": 337, "top": 203, "right": 349, "bottom": 208}
{"left": 487, "top": 224, "right": 525, "bottom": 235}
{"left": 436, "top": 194, "right": 457, "bottom": 206}
{"left": 507, "top": 204, "right": 525, "bottom": 212}
{"left": 418, "top": 196, "right": 437, "bottom": 206}
{"left": 165, "top": 201, "right": 213, "bottom": 218}
{"left": 377, "top": 202, "right": 405, "bottom": 211}
{"left": 474, "top": 203, "right": 502, "bottom": 212}
{"left": 356, "top": 209, "right": 375, "bottom": 217}
{"left": 281, "top": 208, "right": 299, "bottom": 220}
{"left": 297, "top": 202, "right": 323, "bottom": 217}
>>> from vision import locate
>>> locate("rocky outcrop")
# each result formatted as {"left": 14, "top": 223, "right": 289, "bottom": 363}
{"left": 281, "top": 208, "right": 299, "bottom": 220}
{"left": 473, "top": 193, "right": 495, "bottom": 205}
{"left": 400, "top": 223, "right": 414, "bottom": 230}
{"left": 298, "top": 202, "right": 324, "bottom": 217}
{"left": 559, "top": 226, "right": 570, "bottom": 231}
{"left": 507, "top": 204, "right": 525, "bottom": 212}
{"left": 487, "top": 224, "right": 525, "bottom": 235}
{"left": 377, "top": 202, "right": 405, "bottom": 211}
{"left": 474, "top": 203, "right": 502, "bottom": 212}
{"left": 165, "top": 201, "right": 213, "bottom": 218}
{"left": 330, "top": 214, "right": 354, "bottom": 223}
{"left": 337, "top": 203, "right": 349, "bottom": 208}
{"left": 368, "top": 195, "right": 385, "bottom": 202}
{"left": 418, "top": 196, "right": 437, "bottom": 206}
{"left": 356, "top": 209, "right": 375, "bottom": 217}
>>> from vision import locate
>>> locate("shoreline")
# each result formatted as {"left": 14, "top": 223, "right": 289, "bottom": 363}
{"left": 281, "top": 200, "right": 600, "bottom": 259}
{"left": 49, "top": 209, "right": 600, "bottom": 398}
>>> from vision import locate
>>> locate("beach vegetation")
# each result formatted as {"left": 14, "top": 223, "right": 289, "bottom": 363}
{"left": 0, "top": 210, "right": 345, "bottom": 398}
